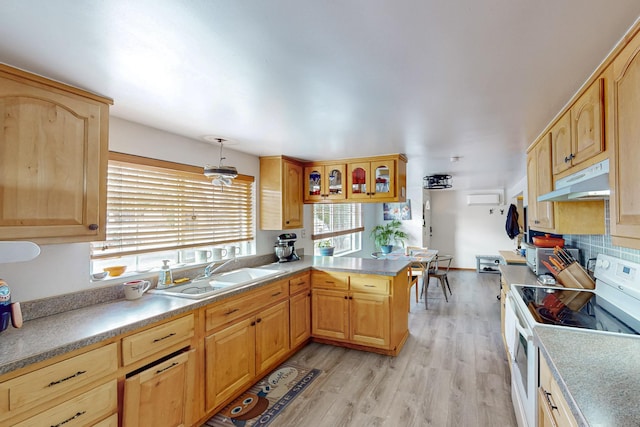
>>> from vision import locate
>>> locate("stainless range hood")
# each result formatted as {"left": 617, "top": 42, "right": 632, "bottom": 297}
{"left": 537, "top": 159, "right": 609, "bottom": 202}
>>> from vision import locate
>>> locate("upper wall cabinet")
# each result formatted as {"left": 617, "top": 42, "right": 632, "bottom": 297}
{"left": 610, "top": 30, "right": 640, "bottom": 248}
{"left": 345, "top": 155, "right": 407, "bottom": 203}
{"left": 527, "top": 134, "right": 604, "bottom": 235}
{"left": 0, "top": 64, "right": 112, "bottom": 243}
{"left": 304, "top": 163, "right": 346, "bottom": 203}
{"left": 527, "top": 134, "right": 555, "bottom": 231}
{"left": 551, "top": 79, "right": 605, "bottom": 176}
{"left": 259, "top": 156, "right": 304, "bottom": 230}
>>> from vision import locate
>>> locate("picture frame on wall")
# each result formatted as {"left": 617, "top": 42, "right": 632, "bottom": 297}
{"left": 383, "top": 200, "right": 411, "bottom": 220}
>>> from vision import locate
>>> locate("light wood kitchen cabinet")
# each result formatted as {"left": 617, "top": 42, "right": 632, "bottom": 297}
{"left": 14, "top": 380, "right": 117, "bottom": 427}
{"left": 259, "top": 155, "right": 304, "bottom": 230}
{"left": 570, "top": 79, "right": 605, "bottom": 167}
{"left": 204, "top": 280, "right": 290, "bottom": 411}
{"left": 289, "top": 271, "right": 312, "bottom": 349}
{"left": 610, "top": 29, "right": 640, "bottom": 249}
{"left": 121, "top": 314, "right": 195, "bottom": 366}
{"left": 528, "top": 135, "right": 603, "bottom": 234}
{"left": 311, "top": 270, "right": 407, "bottom": 355}
{"left": 0, "top": 343, "right": 118, "bottom": 426}
{"left": 551, "top": 80, "right": 605, "bottom": 176}
{"left": 0, "top": 63, "right": 112, "bottom": 244}
{"left": 205, "top": 317, "right": 256, "bottom": 410}
{"left": 304, "top": 163, "right": 346, "bottom": 202}
{"left": 123, "top": 349, "right": 196, "bottom": 427}
{"left": 347, "top": 156, "right": 407, "bottom": 202}
{"left": 538, "top": 353, "right": 578, "bottom": 427}
{"left": 551, "top": 113, "right": 573, "bottom": 175}
{"left": 527, "top": 134, "right": 555, "bottom": 231}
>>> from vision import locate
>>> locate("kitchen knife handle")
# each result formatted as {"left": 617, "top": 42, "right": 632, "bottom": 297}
{"left": 11, "top": 302, "right": 22, "bottom": 328}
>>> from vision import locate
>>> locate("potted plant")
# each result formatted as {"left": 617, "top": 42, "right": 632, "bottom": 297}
{"left": 370, "top": 219, "right": 408, "bottom": 254}
{"left": 316, "top": 239, "right": 335, "bottom": 256}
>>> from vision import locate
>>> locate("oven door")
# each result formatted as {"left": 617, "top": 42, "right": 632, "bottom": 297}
{"left": 506, "top": 291, "right": 537, "bottom": 427}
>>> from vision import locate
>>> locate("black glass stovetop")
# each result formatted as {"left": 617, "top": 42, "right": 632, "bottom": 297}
{"left": 514, "top": 286, "right": 640, "bottom": 335}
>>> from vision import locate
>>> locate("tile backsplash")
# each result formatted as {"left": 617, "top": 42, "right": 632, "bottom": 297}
{"left": 563, "top": 200, "right": 640, "bottom": 266}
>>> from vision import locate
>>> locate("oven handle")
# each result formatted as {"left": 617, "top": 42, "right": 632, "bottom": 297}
{"left": 507, "top": 291, "right": 533, "bottom": 341}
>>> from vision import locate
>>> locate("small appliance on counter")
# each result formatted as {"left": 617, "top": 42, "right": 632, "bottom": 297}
{"left": 522, "top": 241, "right": 580, "bottom": 276}
{"left": 274, "top": 233, "right": 300, "bottom": 263}
{"left": 0, "top": 241, "right": 38, "bottom": 333}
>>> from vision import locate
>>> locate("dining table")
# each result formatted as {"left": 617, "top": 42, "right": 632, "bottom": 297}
{"left": 372, "top": 248, "right": 439, "bottom": 270}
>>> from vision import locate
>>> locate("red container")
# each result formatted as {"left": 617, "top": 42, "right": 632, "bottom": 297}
{"left": 532, "top": 234, "right": 565, "bottom": 248}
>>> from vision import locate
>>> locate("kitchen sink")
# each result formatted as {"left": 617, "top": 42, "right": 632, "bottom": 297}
{"left": 150, "top": 267, "right": 284, "bottom": 300}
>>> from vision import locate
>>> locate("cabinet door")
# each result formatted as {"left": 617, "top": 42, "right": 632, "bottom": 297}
{"left": 290, "top": 290, "right": 311, "bottom": 349}
{"left": 349, "top": 292, "right": 390, "bottom": 348}
{"left": 610, "top": 35, "right": 640, "bottom": 244}
{"left": 283, "top": 160, "right": 303, "bottom": 228}
{"left": 205, "top": 318, "right": 256, "bottom": 410}
{"left": 528, "top": 135, "right": 554, "bottom": 231}
{"left": 304, "top": 165, "right": 324, "bottom": 202}
{"left": 571, "top": 78, "right": 604, "bottom": 166}
{"left": 123, "top": 349, "right": 196, "bottom": 427}
{"left": 551, "top": 113, "right": 572, "bottom": 175}
{"left": 369, "top": 160, "right": 395, "bottom": 200}
{"left": 255, "top": 300, "right": 290, "bottom": 375}
{"left": 0, "top": 74, "right": 108, "bottom": 242}
{"left": 324, "top": 164, "right": 346, "bottom": 201}
{"left": 311, "top": 289, "right": 349, "bottom": 340}
{"left": 347, "top": 161, "right": 371, "bottom": 199}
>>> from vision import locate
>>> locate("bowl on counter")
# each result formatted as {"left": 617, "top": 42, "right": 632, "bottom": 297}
{"left": 91, "top": 271, "right": 108, "bottom": 280}
{"left": 103, "top": 265, "right": 127, "bottom": 277}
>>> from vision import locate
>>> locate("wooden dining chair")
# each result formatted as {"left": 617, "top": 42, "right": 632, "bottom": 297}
{"left": 407, "top": 264, "right": 420, "bottom": 311}
{"left": 423, "top": 255, "right": 453, "bottom": 309}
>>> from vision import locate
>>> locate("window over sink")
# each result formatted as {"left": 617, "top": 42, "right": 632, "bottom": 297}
{"left": 90, "top": 152, "right": 255, "bottom": 275}
{"left": 312, "top": 203, "right": 363, "bottom": 256}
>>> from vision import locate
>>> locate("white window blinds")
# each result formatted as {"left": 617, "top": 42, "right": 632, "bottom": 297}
{"left": 91, "top": 153, "right": 254, "bottom": 259}
{"left": 312, "top": 203, "right": 363, "bottom": 240}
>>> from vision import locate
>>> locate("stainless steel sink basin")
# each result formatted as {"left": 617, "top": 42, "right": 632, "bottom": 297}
{"left": 150, "top": 267, "right": 284, "bottom": 299}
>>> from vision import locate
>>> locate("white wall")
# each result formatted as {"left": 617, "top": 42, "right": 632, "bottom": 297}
{"left": 1, "top": 118, "right": 273, "bottom": 302}
{"left": 430, "top": 190, "right": 517, "bottom": 268}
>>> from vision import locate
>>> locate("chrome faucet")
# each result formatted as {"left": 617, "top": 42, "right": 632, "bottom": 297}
{"left": 203, "top": 258, "right": 237, "bottom": 278}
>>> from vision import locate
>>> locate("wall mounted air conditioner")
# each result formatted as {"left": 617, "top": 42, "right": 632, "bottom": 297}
{"left": 467, "top": 194, "right": 501, "bottom": 206}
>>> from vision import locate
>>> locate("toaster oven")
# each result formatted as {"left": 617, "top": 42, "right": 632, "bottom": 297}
{"left": 523, "top": 243, "right": 580, "bottom": 275}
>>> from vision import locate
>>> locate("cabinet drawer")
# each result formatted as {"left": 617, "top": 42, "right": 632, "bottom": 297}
{"left": 349, "top": 274, "right": 390, "bottom": 294}
{"left": 289, "top": 272, "right": 311, "bottom": 294}
{"left": 206, "top": 280, "right": 289, "bottom": 331}
{"left": 13, "top": 379, "right": 117, "bottom": 427}
{"left": 94, "top": 413, "right": 118, "bottom": 427}
{"left": 122, "top": 314, "right": 194, "bottom": 365}
{"left": 0, "top": 343, "right": 117, "bottom": 413}
{"left": 311, "top": 270, "right": 349, "bottom": 290}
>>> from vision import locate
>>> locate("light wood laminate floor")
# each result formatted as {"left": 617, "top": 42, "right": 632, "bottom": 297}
{"left": 280, "top": 270, "right": 517, "bottom": 426}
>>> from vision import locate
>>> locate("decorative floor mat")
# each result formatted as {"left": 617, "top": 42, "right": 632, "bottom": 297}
{"left": 203, "top": 362, "right": 322, "bottom": 427}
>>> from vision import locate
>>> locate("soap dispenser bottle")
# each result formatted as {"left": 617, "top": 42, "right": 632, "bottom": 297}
{"left": 159, "top": 259, "right": 173, "bottom": 287}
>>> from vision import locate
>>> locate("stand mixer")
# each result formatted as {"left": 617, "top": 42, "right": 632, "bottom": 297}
{"left": 274, "top": 233, "right": 300, "bottom": 263}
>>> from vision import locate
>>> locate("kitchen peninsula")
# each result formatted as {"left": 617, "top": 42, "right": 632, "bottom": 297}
{"left": 0, "top": 255, "right": 410, "bottom": 426}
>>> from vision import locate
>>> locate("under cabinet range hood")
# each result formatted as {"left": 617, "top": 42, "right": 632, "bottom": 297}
{"left": 537, "top": 159, "right": 609, "bottom": 202}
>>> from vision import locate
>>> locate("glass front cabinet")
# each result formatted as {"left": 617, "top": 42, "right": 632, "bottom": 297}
{"left": 347, "top": 160, "right": 395, "bottom": 200}
{"left": 304, "top": 164, "right": 346, "bottom": 202}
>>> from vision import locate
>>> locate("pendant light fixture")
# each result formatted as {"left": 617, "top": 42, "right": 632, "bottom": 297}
{"left": 203, "top": 137, "right": 238, "bottom": 186}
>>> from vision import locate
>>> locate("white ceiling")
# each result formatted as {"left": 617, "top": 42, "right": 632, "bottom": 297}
{"left": 1, "top": 1, "right": 639, "bottom": 190}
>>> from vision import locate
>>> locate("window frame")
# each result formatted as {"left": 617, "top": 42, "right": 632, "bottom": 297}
{"left": 90, "top": 152, "right": 255, "bottom": 268}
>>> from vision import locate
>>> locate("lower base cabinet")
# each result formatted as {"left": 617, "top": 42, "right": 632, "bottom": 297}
{"left": 538, "top": 353, "right": 578, "bottom": 427}
{"left": 204, "top": 299, "right": 290, "bottom": 411}
{"left": 14, "top": 380, "right": 117, "bottom": 427}
{"left": 311, "top": 270, "right": 406, "bottom": 355}
{"left": 123, "top": 349, "right": 196, "bottom": 427}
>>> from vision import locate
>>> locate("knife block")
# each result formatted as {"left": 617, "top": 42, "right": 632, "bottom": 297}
{"left": 557, "top": 262, "right": 595, "bottom": 290}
